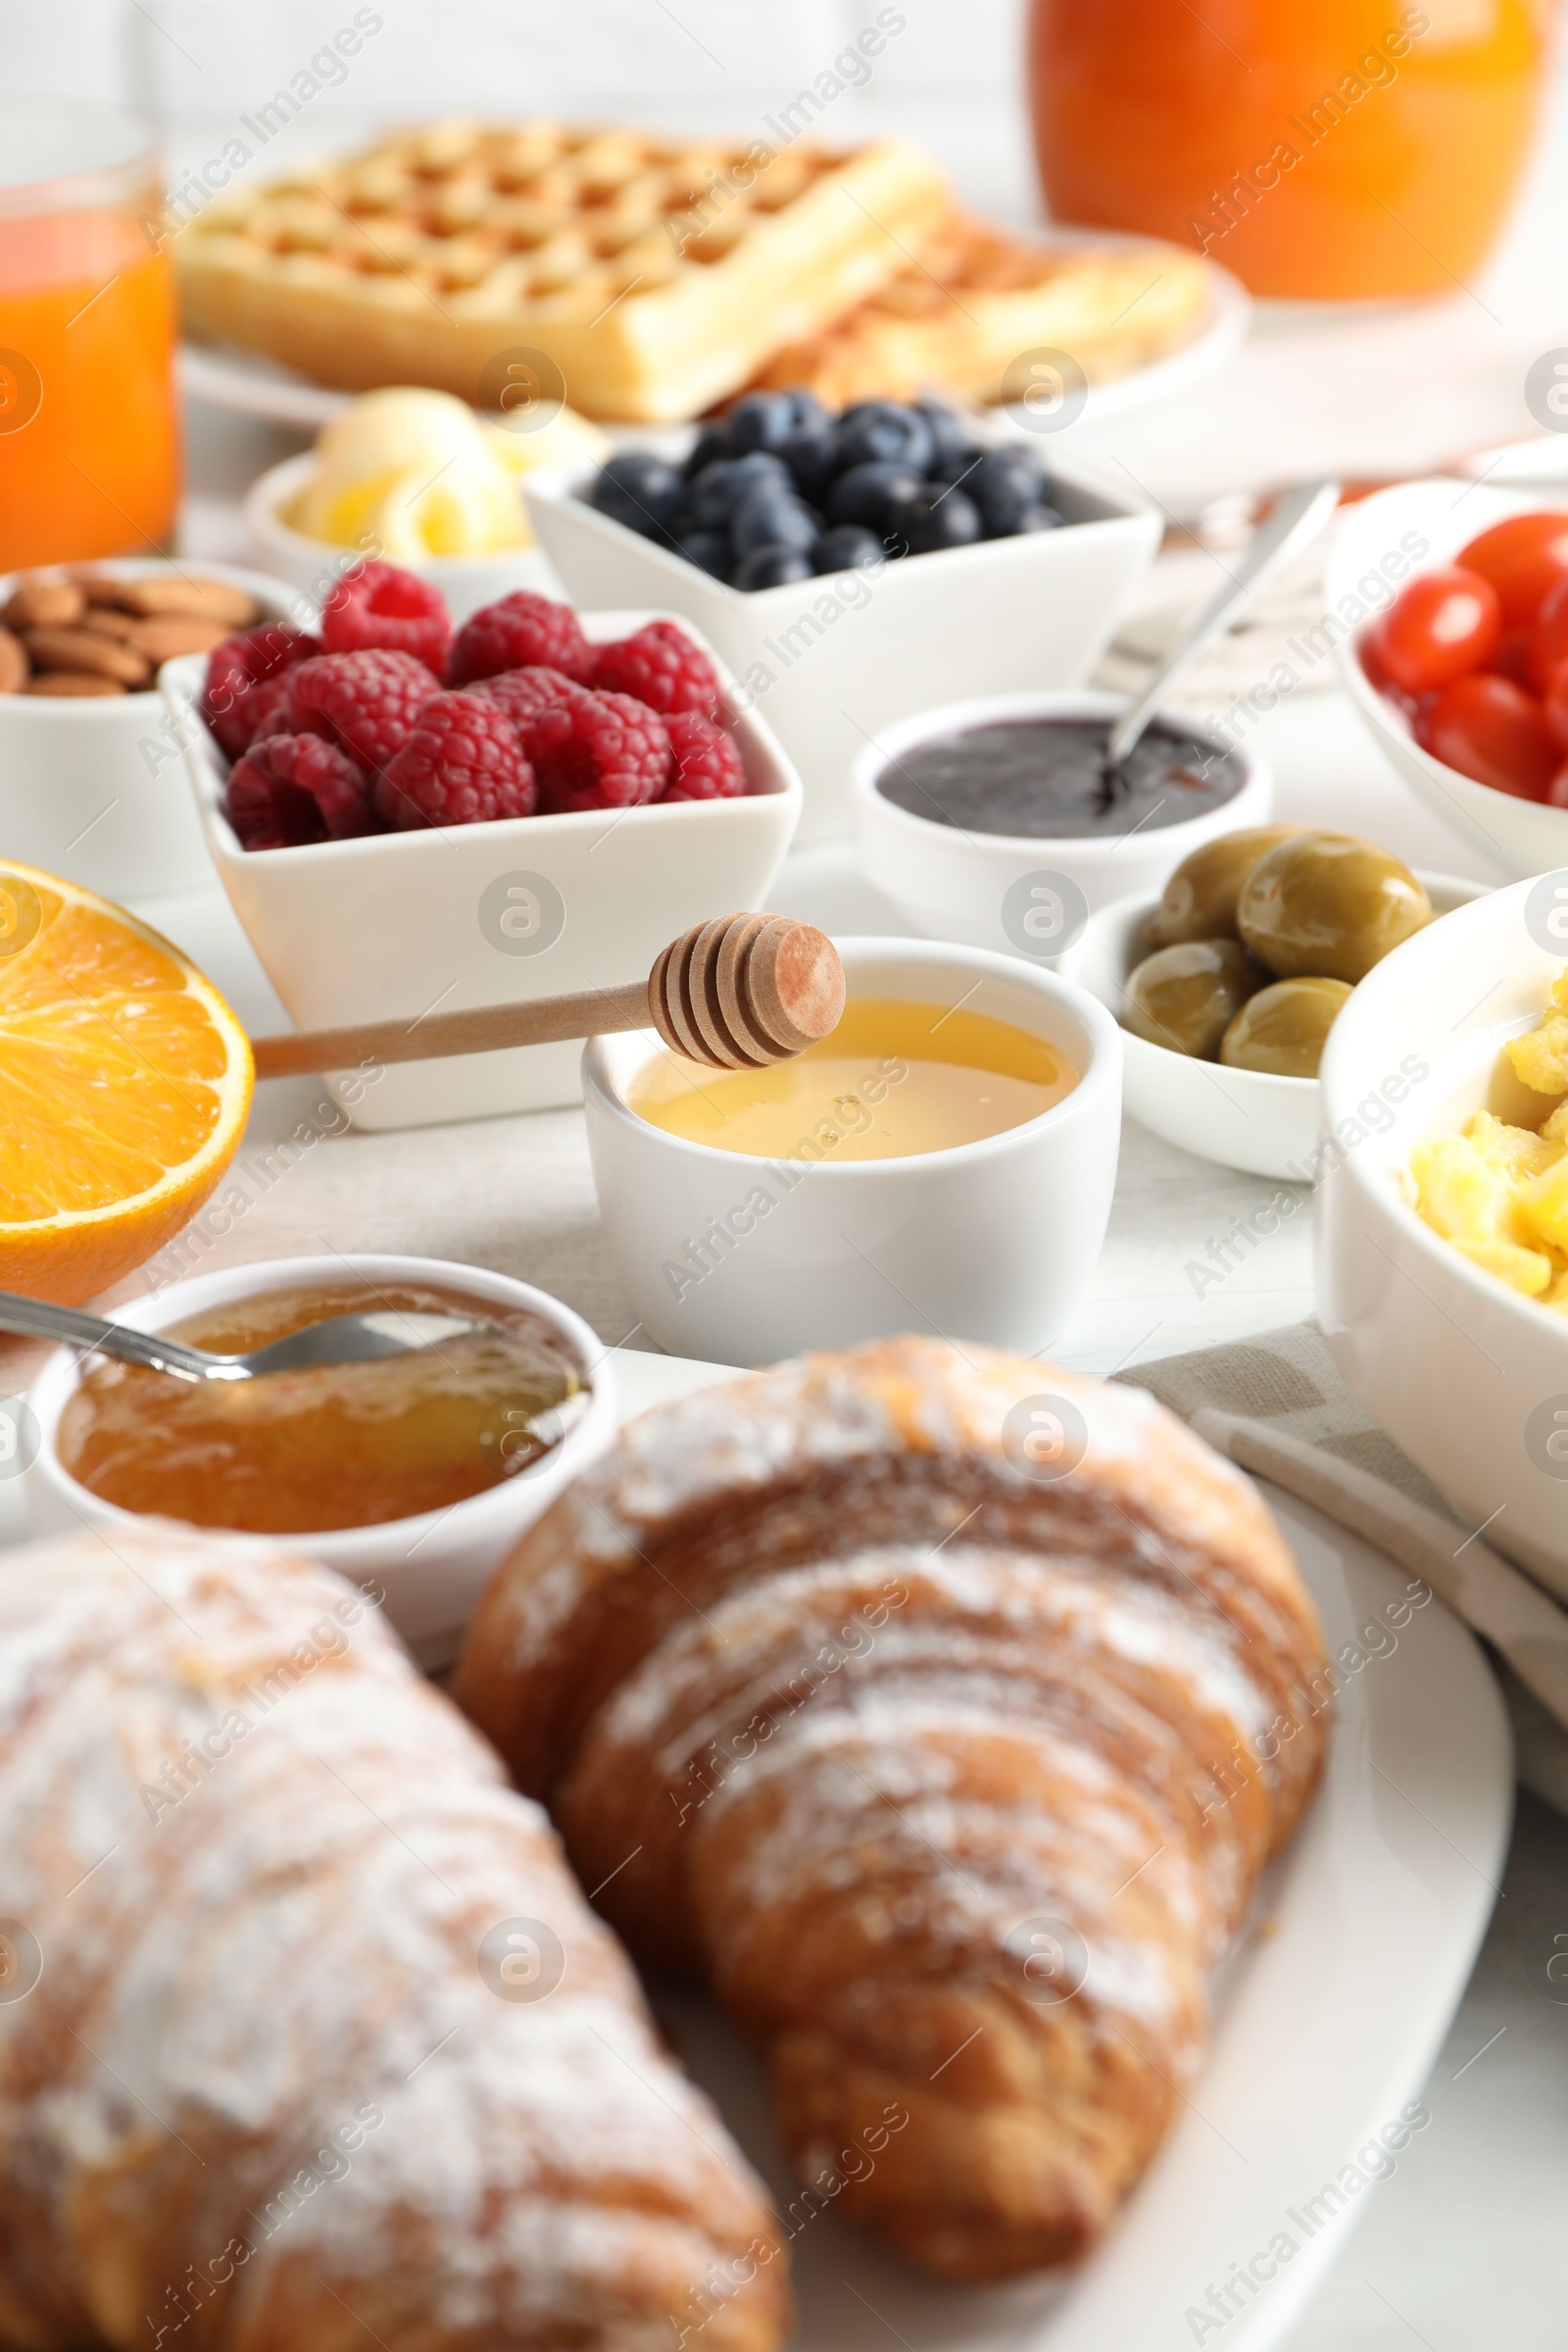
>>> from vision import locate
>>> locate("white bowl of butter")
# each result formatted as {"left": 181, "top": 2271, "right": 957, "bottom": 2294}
{"left": 245, "top": 387, "right": 608, "bottom": 621}
{"left": 582, "top": 935, "right": 1122, "bottom": 1366}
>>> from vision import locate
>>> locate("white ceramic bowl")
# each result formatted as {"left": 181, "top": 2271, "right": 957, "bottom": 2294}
{"left": 1330, "top": 478, "right": 1568, "bottom": 877}
{"left": 1064, "top": 871, "right": 1485, "bottom": 1178}
{"left": 162, "top": 608, "right": 802, "bottom": 1131}
{"left": 246, "top": 451, "right": 562, "bottom": 624}
{"left": 524, "top": 445, "right": 1161, "bottom": 846}
{"left": 851, "top": 690, "right": 1273, "bottom": 956}
{"left": 1317, "top": 868, "right": 1568, "bottom": 1599}
{"left": 25, "top": 1252, "right": 618, "bottom": 1667}
{"left": 0, "top": 557, "right": 297, "bottom": 900}
{"left": 583, "top": 935, "right": 1122, "bottom": 1366}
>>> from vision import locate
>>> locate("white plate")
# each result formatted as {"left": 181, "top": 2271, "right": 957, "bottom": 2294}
{"left": 1003, "top": 242, "right": 1251, "bottom": 429}
{"left": 177, "top": 254, "right": 1249, "bottom": 433}
{"left": 609, "top": 1348, "right": 1512, "bottom": 2352}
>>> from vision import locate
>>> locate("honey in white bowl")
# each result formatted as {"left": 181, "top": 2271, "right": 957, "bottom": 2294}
{"left": 628, "top": 998, "right": 1077, "bottom": 1160}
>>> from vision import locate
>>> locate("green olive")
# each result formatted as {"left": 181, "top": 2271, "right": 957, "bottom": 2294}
{"left": 1236, "top": 832, "right": 1431, "bottom": 984}
{"left": 1219, "top": 976, "right": 1353, "bottom": 1078}
{"left": 1123, "top": 939, "right": 1270, "bottom": 1058}
{"left": 1145, "top": 825, "right": 1307, "bottom": 949}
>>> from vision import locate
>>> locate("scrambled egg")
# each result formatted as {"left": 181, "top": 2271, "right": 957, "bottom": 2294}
{"left": 1409, "top": 971, "right": 1568, "bottom": 1307}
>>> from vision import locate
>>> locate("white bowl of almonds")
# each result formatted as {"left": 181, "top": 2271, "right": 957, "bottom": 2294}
{"left": 0, "top": 558, "right": 297, "bottom": 899}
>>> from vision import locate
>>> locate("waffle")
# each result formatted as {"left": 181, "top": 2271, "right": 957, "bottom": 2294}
{"left": 175, "top": 120, "right": 952, "bottom": 421}
{"left": 748, "top": 213, "right": 1212, "bottom": 408}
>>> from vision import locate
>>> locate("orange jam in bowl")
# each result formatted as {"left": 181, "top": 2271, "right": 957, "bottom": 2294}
{"left": 56, "top": 1281, "right": 587, "bottom": 1535}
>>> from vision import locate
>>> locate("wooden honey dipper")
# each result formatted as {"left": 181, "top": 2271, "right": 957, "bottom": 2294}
{"left": 249, "top": 913, "right": 846, "bottom": 1081}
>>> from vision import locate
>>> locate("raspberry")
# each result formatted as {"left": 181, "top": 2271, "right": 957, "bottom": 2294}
{"left": 320, "top": 559, "right": 451, "bottom": 674}
{"left": 203, "top": 623, "right": 320, "bottom": 760}
{"left": 287, "top": 649, "right": 438, "bottom": 775}
{"left": 375, "top": 692, "right": 536, "bottom": 829}
{"left": 591, "top": 619, "right": 722, "bottom": 720}
{"left": 661, "top": 710, "right": 746, "bottom": 801}
{"left": 522, "top": 688, "right": 671, "bottom": 814}
{"left": 466, "top": 664, "right": 579, "bottom": 729}
{"left": 226, "top": 733, "right": 374, "bottom": 850}
{"left": 448, "top": 591, "right": 595, "bottom": 687}
{"left": 237, "top": 672, "right": 295, "bottom": 751}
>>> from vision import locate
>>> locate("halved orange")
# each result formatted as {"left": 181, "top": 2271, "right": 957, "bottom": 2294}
{"left": 0, "top": 860, "right": 253, "bottom": 1305}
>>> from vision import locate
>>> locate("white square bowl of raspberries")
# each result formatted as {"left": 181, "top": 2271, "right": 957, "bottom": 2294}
{"left": 160, "top": 561, "right": 804, "bottom": 1132}
{"left": 521, "top": 400, "right": 1161, "bottom": 847}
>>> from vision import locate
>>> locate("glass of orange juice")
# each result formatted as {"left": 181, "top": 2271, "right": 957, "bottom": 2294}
{"left": 1028, "top": 0, "right": 1548, "bottom": 302}
{"left": 0, "top": 98, "right": 179, "bottom": 569}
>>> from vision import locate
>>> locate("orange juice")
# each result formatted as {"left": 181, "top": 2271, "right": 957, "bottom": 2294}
{"left": 1029, "top": 0, "right": 1546, "bottom": 300}
{"left": 0, "top": 108, "right": 179, "bottom": 566}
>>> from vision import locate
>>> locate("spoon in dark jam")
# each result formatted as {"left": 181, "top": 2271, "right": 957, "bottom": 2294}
{"left": 1099, "top": 477, "right": 1341, "bottom": 793}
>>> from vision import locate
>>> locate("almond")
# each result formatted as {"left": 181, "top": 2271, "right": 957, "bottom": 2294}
{"left": 0, "top": 628, "right": 27, "bottom": 694}
{"left": 26, "top": 670, "right": 125, "bottom": 697}
{"left": 78, "top": 607, "right": 141, "bottom": 640}
{"left": 4, "top": 579, "right": 86, "bottom": 632}
{"left": 123, "top": 614, "right": 234, "bottom": 663}
{"left": 119, "top": 575, "right": 258, "bottom": 626}
{"left": 23, "top": 628, "right": 151, "bottom": 686}
{"left": 71, "top": 571, "right": 136, "bottom": 608}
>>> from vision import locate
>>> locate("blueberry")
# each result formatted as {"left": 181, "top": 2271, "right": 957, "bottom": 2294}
{"left": 968, "top": 446, "right": 1049, "bottom": 535}
{"left": 1015, "top": 504, "right": 1065, "bottom": 534}
{"left": 727, "top": 391, "right": 799, "bottom": 455}
{"left": 895, "top": 487, "right": 984, "bottom": 556}
{"left": 834, "top": 401, "right": 934, "bottom": 475}
{"left": 590, "top": 450, "right": 687, "bottom": 534}
{"left": 684, "top": 420, "right": 732, "bottom": 477}
{"left": 825, "top": 460, "right": 924, "bottom": 531}
{"left": 814, "top": 523, "right": 885, "bottom": 574}
{"left": 690, "top": 452, "right": 792, "bottom": 528}
{"left": 731, "top": 491, "right": 818, "bottom": 558}
{"left": 783, "top": 386, "right": 832, "bottom": 429}
{"left": 778, "top": 418, "right": 839, "bottom": 500}
{"left": 676, "top": 529, "right": 732, "bottom": 576}
{"left": 915, "top": 396, "right": 983, "bottom": 475}
{"left": 733, "top": 546, "right": 816, "bottom": 591}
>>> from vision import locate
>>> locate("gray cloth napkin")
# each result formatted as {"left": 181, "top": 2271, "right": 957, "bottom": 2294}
{"left": 1113, "top": 1320, "right": 1568, "bottom": 1817}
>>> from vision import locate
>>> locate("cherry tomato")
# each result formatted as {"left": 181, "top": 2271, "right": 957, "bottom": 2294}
{"left": 1488, "top": 626, "right": 1534, "bottom": 687}
{"left": 1530, "top": 574, "right": 1568, "bottom": 691}
{"left": 1456, "top": 511, "right": 1568, "bottom": 627}
{"left": 1544, "top": 766, "right": 1568, "bottom": 810}
{"left": 1370, "top": 566, "right": 1499, "bottom": 693}
{"left": 1544, "top": 662, "right": 1568, "bottom": 751}
{"left": 1417, "top": 672, "right": 1559, "bottom": 800}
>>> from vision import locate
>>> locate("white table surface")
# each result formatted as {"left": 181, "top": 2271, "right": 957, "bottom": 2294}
{"left": 24, "top": 316, "right": 1568, "bottom": 2341}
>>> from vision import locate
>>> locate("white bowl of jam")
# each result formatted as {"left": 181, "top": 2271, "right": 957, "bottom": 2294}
{"left": 851, "top": 689, "right": 1272, "bottom": 960}
{"left": 26, "top": 1254, "right": 617, "bottom": 1669}
{"left": 582, "top": 935, "right": 1122, "bottom": 1366}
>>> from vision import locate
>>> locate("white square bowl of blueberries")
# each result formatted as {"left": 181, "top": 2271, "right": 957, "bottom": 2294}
{"left": 523, "top": 389, "right": 1161, "bottom": 844}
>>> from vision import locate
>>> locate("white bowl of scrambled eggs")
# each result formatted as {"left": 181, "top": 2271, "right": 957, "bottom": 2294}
{"left": 1318, "top": 867, "right": 1568, "bottom": 1600}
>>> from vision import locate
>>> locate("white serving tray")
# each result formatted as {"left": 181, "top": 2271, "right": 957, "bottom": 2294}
{"left": 610, "top": 1349, "right": 1512, "bottom": 2352}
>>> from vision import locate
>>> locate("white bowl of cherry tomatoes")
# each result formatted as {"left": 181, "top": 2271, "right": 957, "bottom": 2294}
{"left": 1331, "top": 481, "right": 1568, "bottom": 875}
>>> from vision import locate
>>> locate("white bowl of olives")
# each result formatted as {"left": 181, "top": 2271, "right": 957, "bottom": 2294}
{"left": 1060, "top": 827, "right": 1484, "bottom": 1178}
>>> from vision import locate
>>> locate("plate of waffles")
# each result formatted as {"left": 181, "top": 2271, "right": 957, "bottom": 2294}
{"left": 172, "top": 117, "right": 1246, "bottom": 430}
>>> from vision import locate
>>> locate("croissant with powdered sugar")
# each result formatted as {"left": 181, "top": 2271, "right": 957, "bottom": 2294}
{"left": 455, "top": 1337, "right": 1332, "bottom": 2280}
{"left": 0, "top": 1525, "right": 787, "bottom": 2352}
